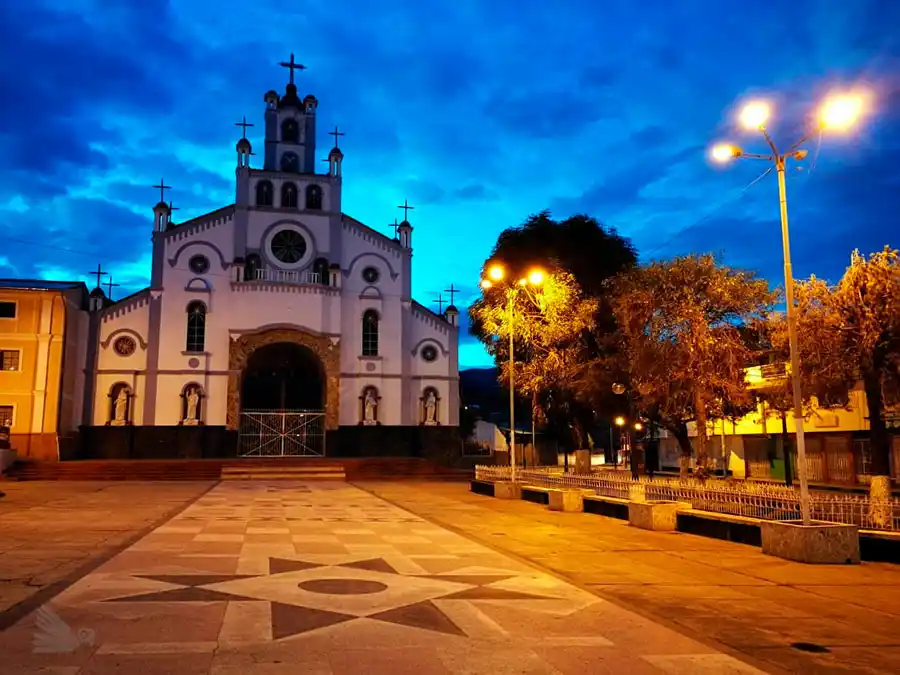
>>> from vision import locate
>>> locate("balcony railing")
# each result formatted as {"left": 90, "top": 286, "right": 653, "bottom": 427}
{"left": 252, "top": 268, "right": 321, "bottom": 285}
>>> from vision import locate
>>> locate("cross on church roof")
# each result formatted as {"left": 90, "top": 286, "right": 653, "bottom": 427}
{"left": 104, "top": 276, "right": 120, "bottom": 301}
{"left": 279, "top": 53, "right": 306, "bottom": 85}
{"left": 434, "top": 294, "right": 446, "bottom": 314}
{"left": 151, "top": 179, "right": 171, "bottom": 203}
{"left": 235, "top": 116, "right": 254, "bottom": 139}
{"left": 390, "top": 218, "right": 400, "bottom": 239}
{"left": 444, "top": 283, "right": 459, "bottom": 306}
{"left": 328, "top": 125, "right": 345, "bottom": 149}
{"left": 87, "top": 264, "right": 108, "bottom": 290}
{"left": 397, "top": 199, "right": 414, "bottom": 221}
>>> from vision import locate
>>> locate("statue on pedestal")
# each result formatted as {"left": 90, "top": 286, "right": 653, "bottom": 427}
{"left": 184, "top": 387, "right": 201, "bottom": 426}
{"left": 363, "top": 388, "right": 378, "bottom": 425}
{"left": 423, "top": 390, "right": 438, "bottom": 426}
{"left": 111, "top": 388, "right": 129, "bottom": 426}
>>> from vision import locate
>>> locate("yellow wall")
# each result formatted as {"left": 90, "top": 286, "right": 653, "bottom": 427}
{"left": 0, "top": 289, "right": 69, "bottom": 460}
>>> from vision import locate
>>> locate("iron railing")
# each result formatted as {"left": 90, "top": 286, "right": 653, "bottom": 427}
{"left": 474, "top": 465, "right": 900, "bottom": 532}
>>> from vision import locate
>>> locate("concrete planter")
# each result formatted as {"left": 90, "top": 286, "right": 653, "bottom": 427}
{"left": 548, "top": 489, "right": 586, "bottom": 512}
{"left": 628, "top": 500, "right": 678, "bottom": 531}
{"left": 761, "top": 520, "right": 860, "bottom": 564}
{"left": 574, "top": 450, "right": 592, "bottom": 475}
{"left": 494, "top": 482, "right": 523, "bottom": 500}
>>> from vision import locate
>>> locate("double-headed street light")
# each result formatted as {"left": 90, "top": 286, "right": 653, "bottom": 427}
{"left": 711, "top": 91, "right": 867, "bottom": 525}
{"left": 480, "top": 263, "right": 545, "bottom": 483}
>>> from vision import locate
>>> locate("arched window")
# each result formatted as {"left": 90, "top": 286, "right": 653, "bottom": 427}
{"left": 185, "top": 301, "right": 207, "bottom": 353}
{"left": 108, "top": 383, "right": 133, "bottom": 425}
{"left": 306, "top": 184, "right": 323, "bottom": 210}
{"left": 255, "top": 180, "right": 273, "bottom": 206}
{"left": 281, "top": 118, "right": 299, "bottom": 143}
{"left": 280, "top": 152, "right": 299, "bottom": 172}
{"left": 245, "top": 254, "right": 261, "bottom": 282}
{"left": 281, "top": 182, "right": 298, "bottom": 208}
{"left": 180, "top": 383, "right": 204, "bottom": 425}
{"left": 313, "top": 257, "right": 329, "bottom": 285}
{"left": 361, "top": 310, "right": 379, "bottom": 356}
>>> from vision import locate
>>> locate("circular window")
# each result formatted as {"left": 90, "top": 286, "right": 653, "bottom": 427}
{"left": 189, "top": 255, "right": 210, "bottom": 274}
{"left": 362, "top": 266, "right": 380, "bottom": 284}
{"left": 270, "top": 229, "right": 308, "bottom": 264}
{"left": 421, "top": 345, "right": 438, "bottom": 363}
{"left": 113, "top": 336, "right": 136, "bottom": 357}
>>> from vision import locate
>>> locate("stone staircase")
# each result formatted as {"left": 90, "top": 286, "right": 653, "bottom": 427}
{"left": 1, "top": 457, "right": 472, "bottom": 482}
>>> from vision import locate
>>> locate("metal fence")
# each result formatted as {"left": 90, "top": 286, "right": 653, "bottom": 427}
{"left": 474, "top": 465, "right": 900, "bottom": 532}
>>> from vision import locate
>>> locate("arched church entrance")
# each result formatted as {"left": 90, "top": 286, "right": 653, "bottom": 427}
{"left": 228, "top": 328, "right": 341, "bottom": 457}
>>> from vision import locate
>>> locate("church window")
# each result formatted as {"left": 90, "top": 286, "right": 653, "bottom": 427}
{"left": 361, "top": 310, "right": 379, "bottom": 357}
{"left": 362, "top": 266, "right": 380, "bottom": 284}
{"left": 0, "top": 349, "right": 20, "bottom": 371}
{"left": 0, "top": 301, "right": 16, "bottom": 318}
{"left": 185, "top": 301, "right": 207, "bottom": 353}
{"left": 270, "top": 229, "right": 308, "bottom": 264}
{"left": 281, "top": 182, "right": 298, "bottom": 208}
{"left": 113, "top": 336, "right": 136, "bottom": 357}
{"left": 245, "top": 254, "right": 261, "bottom": 281}
{"left": 306, "top": 184, "right": 323, "bottom": 210}
{"left": 255, "top": 180, "right": 273, "bottom": 206}
{"left": 0, "top": 405, "right": 12, "bottom": 427}
{"left": 189, "top": 255, "right": 210, "bottom": 275}
{"left": 281, "top": 118, "right": 299, "bottom": 143}
{"left": 421, "top": 345, "right": 438, "bottom": 363}
{"left": 280, "top": 152, "right": 299, "bottom": 172}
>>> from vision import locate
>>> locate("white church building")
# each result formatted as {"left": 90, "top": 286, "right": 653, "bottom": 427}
{"left": 85, "top": 57, "right": 460, "bottom": 458}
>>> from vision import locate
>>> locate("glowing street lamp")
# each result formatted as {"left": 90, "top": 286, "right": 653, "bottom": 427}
{"left": 479, "top": 263, "right": 546, "bottom": 483}
{"left": 614, "top": 416, "right": 625, "bottom": 427}
{"left": 711, "top": 90, "right": 868, "bottom": 525}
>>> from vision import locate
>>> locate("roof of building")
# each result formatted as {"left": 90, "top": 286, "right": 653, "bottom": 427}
{"left": 0, "top": 279, "right": 87, "bottom": 292}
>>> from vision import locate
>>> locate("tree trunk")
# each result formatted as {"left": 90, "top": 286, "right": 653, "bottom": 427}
{"left": 669, "top": 422, "right": 692, "bottom": 478}
{"left": 863, "top": 372, "right": 891, "bottom": 477}
{"left": 694, "top": 388, "right": 708, "bottom": 476}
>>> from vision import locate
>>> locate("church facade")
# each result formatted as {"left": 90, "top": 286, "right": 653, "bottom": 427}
{"left": 85, "top": 60, "right": 459, "bottom": 458}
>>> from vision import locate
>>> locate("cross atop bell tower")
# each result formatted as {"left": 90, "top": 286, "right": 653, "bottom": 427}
{"left": 263, "top": 53, "right": 318, "bottom": 174}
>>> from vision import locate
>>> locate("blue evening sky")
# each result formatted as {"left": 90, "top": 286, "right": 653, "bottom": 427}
{"left": 1, "top": 1, "right": 897, "bottom": 368}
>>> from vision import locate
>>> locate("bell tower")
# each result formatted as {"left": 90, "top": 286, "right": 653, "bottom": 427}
{"left": 263, "top": 53, "right": 318, "bottom": 174}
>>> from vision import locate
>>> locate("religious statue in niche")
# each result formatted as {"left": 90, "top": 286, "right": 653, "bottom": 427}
{"left": 361, "top": 387, "right": 378, "bottom": 426}
{"left": 422, "top": 389, "right": 438, "bottom": 426}
{"left": 110, "top": 387, "right": 130, "bottom": 426}
{"left": 183, "top": 387, "right": 202, "bottom": 426}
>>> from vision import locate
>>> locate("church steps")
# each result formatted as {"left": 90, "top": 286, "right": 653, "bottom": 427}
{"left": 2, "top": 458, "right": 472, "bottom": 482}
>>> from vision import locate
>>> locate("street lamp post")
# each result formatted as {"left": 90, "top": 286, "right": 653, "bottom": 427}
{"left": 712, "top": 93, "right": 866, "bottom": 525}
{"left": 480, "top": 265, "right": 545, "bottom": 484}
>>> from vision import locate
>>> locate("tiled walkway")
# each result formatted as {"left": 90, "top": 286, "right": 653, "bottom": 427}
{"left": 0, "top": 482, "right": 765, "bottom": 674}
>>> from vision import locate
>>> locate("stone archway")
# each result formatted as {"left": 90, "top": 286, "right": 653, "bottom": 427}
{"left": 227, "top": 328, "right": 340, "bottom": 430}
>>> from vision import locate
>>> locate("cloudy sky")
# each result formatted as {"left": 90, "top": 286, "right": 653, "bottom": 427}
{"left": 1, "top": 0, "right": 897, "bottom": 368}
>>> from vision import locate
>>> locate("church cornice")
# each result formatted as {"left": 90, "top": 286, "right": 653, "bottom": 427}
{"left": 411, "top": 300, "right": 453, "bottom": 334}
{"left": 162, "top": 205, "right": 236, "bottom": 243}
{"left": 99, "top": 288, "right": 151, "bottom": 322}
{"left": 229, "top": 281, "right": 341, "bottom": 297}
{"left": 341, "top": 215, "right": 404, "bottom": 258}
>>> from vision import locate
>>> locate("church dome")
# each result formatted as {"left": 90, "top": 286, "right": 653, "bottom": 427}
{"left": 236, "top": 137, "right": 252, "bottom": 153}
{"left": 398, "top": 220, "right": 412, "bottom": 229}
{"left": 89, "top": 286, "right": 106, "bottom": 298}
{"left": 263, "top": 89, "right": 279, "bottom": 104}
{"left": 304, "top": 94, "right": 318, "bottom": 105}
{"left": 328, "top": 146, "right": 343, "bottom": 159}
{"left": 153, "top": 201, "right": 170, "bottom": 212}
{"left": 445, "top": 304, "right": 459, "bottom": 313}
{"left": 278, "top": 83, "right": 303, "bottom": 109}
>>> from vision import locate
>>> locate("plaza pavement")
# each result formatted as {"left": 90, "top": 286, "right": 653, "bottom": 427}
{"left": 362, "top": 481, "right": 900, "bottom": 675}
{"left": 0, "top": 480, "right": 766, "bottom": 674}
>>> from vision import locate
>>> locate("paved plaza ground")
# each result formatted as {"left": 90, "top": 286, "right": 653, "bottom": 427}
{"left": 0, "top": 480, "right": 898, "bottom": 673}
{"left": 0, "top": 480, "right": 767, "bottom": 674}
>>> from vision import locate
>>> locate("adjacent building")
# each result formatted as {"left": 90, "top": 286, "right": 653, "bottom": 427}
{"left": 0, "top": 281, "right": 91, "bottom": 460}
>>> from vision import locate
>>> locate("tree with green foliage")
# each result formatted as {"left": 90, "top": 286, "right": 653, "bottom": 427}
{"left": 609, "top": 254, "right": 775, "bottom": 475}
{"left": 469, "top": 211, "right": 637, "bottom": 447}
{"left": 785, "top": 247, "right": 900, "bottom": 476}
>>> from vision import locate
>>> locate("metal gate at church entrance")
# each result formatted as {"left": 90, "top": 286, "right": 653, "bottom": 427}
{"left": 238, "top": 411, "right": 326, "bottom": 457}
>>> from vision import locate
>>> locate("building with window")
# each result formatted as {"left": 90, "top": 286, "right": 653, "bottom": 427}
{"left": 0, "top": 280, "right": 91, "bottom": 460}
{"left": 84, "top": 60, "right": 460, "bottom": 458}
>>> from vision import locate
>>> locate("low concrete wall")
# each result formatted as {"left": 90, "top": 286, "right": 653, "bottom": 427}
{"left": 761, "top": 520, "right": 860, "bottom": 564}
{"left": 628, "top": 501, "right": 678, "bottom": 531}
